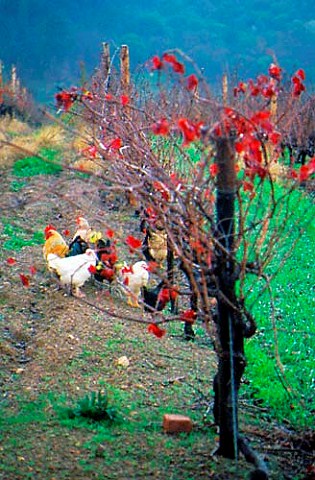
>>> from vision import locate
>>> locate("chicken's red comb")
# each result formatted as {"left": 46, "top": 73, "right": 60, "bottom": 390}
{"left": 44, "top": 224, "right": 56, "bottom": 234}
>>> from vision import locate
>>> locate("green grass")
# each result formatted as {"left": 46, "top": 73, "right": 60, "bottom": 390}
{"left": 2, "top": 219, "right": 43, "bottom": 250}
{"left": 12, "top": 147, "right": 62, "bottom": 177}
{"left": 242, "top": 200, "right": 315, "bottom": 427}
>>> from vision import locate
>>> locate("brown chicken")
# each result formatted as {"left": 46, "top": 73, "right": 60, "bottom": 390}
{"left": 43, "top": 225, "right": 69, "bottom": 261}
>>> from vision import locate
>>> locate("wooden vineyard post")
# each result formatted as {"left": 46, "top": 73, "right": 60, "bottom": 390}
{"left": 102, "top": 42, "right": 110, "bottom": 79}
{"left": 120, "top": 44, "right": 130, "bottom": 94}
{"left": 222, "top": 74, "right": 228, "bottom": 106}
{"left": 11, "top": 65, "right": 17, "bottom": 97}
{"left": 213, "top": 136, "right": 245, "bottom": 459}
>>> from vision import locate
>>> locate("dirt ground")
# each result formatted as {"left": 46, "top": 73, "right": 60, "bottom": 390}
{"left": 0, "top": 166, "right": 314, "bottom": 480}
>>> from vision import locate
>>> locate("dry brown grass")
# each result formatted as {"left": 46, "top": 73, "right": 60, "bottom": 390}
{"left": 0, "top": 121, "right": 67, "bottom": 167}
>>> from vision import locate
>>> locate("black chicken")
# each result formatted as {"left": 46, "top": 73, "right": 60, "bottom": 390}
{"left": 142, "top": 280, "right": 178, "bottom": 312}
{"left": 66, "top": 235, "right": 89, "bottom": 257}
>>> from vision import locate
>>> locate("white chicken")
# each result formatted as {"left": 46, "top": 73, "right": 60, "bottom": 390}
{"left": 118, "top": 261, "right": 150, "bottom": 307}
{"left": 47, "top": 248, "right": 97, "bottom": 297}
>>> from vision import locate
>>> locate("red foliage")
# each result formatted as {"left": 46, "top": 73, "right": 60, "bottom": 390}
{"left": 120, "top": 95, "right": 130, "bottom": 106}
{"left": 29, "top": 266, "right": 37, "bottom": 275}
{"left": 209, "top": 163, "right": 219, "bottom": 177}
{"left": 19, "top": 273, "right": 30, "bottom": 287}
{"left": 151, "top": 55, "right": 163, "bottom": 70}
{"left": 106, "top": 229, "right": 115, "bottom": 239}
{"left": 180, "top": 309, "right": 197, "bottom": 324}
{"left": 147, "top": 323, "right": 167, "bottom": 338}
{"left": 125, "top": 235, "right": 142, "bottom": 250}
{"left": 151, "top": 118, "right": 170, "bottom": 136}
{"left": 291, "top": 73, "right": 306, "bottom": 97}
{"left": 178, "top": 117, "right": 203, "bottom": 145}
{"left": 6, "top": 257, "right": 16, "bottom": 265}
{"left": 186, "top": 74, "right": 198, "bottom": 91}
{"left": 108, "top": 138, "right": 122, "bottom": 150}
{"left": 153, "top": 181, "right": 170, "bottom": 201}
{"left": 268, "top": 63, "right": 282, "bottom": 81}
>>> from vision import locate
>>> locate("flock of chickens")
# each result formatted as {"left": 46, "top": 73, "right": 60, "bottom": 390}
{"left": 43, "top": 216, "right": 177, "bottom": 313}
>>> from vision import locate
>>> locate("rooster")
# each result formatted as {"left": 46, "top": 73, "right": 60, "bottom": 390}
{"left": 43, "top": 225, "right": 69, "bottom": 261}
{"left": 118, "top": 261, "right": 150, "bottom": 307}
{"left": 47, "top": 248, "right": 97, "bottom": 297}
{"left": 142, "top": 280, "right": 178, "bottom": 312}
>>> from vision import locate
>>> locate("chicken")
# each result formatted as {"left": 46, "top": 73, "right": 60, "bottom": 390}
{"left": 118, "top": 261, "right": 150, "bottom": 307}
{"left": 142, "top": 280, "right": 178, "bottom": 312}
{"left": 94, "top": 238, "right": 118, "bottom": 284}
{"left": 43, "top": 225, "right": 69, "bottom": 261}
{"left": 144, "top": 227, "right": 168, "bottom": 265}
{"left": 140, "top": 214, "right": 168, "bottom": 267}
{"left": 67, "top": 235, "right": 89, "bottom": 257}
{"left": 72, "top": 216, "right": 102, "bottom": 245}
{"left": 47, "top": 248, "right": 97, "bottom": 297}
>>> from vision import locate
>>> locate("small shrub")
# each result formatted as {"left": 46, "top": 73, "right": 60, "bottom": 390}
{"left": 64, "top": 391, "right": 118, "bottom": 423}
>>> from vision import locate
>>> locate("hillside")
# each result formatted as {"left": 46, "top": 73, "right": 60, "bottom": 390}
{"left": 1, "top": 0, "right": 315, "bottom": 102}
{"left": 0, "top": 119, "right": 314, "bottom": 479}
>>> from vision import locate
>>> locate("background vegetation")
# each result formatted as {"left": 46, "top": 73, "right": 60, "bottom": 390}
{"left": 1, "top": 0, "right": 315, "bottom": 102}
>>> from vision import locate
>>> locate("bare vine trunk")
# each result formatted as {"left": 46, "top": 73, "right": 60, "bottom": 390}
{"left": 213, "top": 137, "right": 245, "bottom": 458}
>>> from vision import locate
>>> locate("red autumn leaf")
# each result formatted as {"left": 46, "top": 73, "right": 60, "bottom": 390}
{"left": 172, "top": 60, "right": 185, "bottom": 74}
{"left": 108, "top": 138, "right": 122, "bottom": 150}
{"left": 100, "top": 267, "right": 115, "bottom": 281}
{"left": 162, "top": 53, "right": 177, "bottom": 64}
{"left": 125, "top": 235, "right": 142, "bottom": 250}
{"left": 106, "top": 229, "right": 115, "bottom": 238}
{"left": 170, "top": 288, "right": 179, "bottom": 301}
{"left": 186, "top": 74, "right": 198, "bottom": 91}
{"left": 178, "top": 118, "right": 199, "bottom": 145}
{"left": 151, "top": 55, "right": 163, "bottom": 70}
{"left": 153, "top": 181, "right": 170, "bottom": 201}
{"left": 29, "top": 266, "right": 37, "bottom": 275}
{"left": 295, "top": 68, "right": 305, "bottom": 80}
{"left": 157, "top": 288, "right": 171, "bottom": 304}
{"left": 88, "top": 265, "right": 97, "bottom": 274}
{"left": 209, "top": 163, "right": 219, "bottom": 177}
{"left": 19, "top": 273, "right": 30, "bottom": 287}
{"left": 269, "top": 131, "right": 282, "bottom": 145}
{"left": 147, "top": 261, "right": 159, "bottom": 272}
{"left": 243, "top": 181, "right": 254, "bottom": 192}
{"left": 268, "top": 63, "right": 282, "bottom": 81}
{"left": 162, "top": 53, "right": 185, "bottom": 74}
{"left": 6, "top": 257, "right": 16, "bottom": 265}
{"left": 298, "top": 158, "right": 315, "bottom": 182}
{"left": 152, "top": 118, "right": 170, "bottom": 136}
{"left": 291, "top": 76, "right": 305, "bottom": 97}
{"left": 147, "top": 323, "right": 166, "bottom": 338}
{"left": 120, "top": 95, "right": 129, "bottom": 106}
{"left": 180, "top": 309, "right": 197, "bottom": 324}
